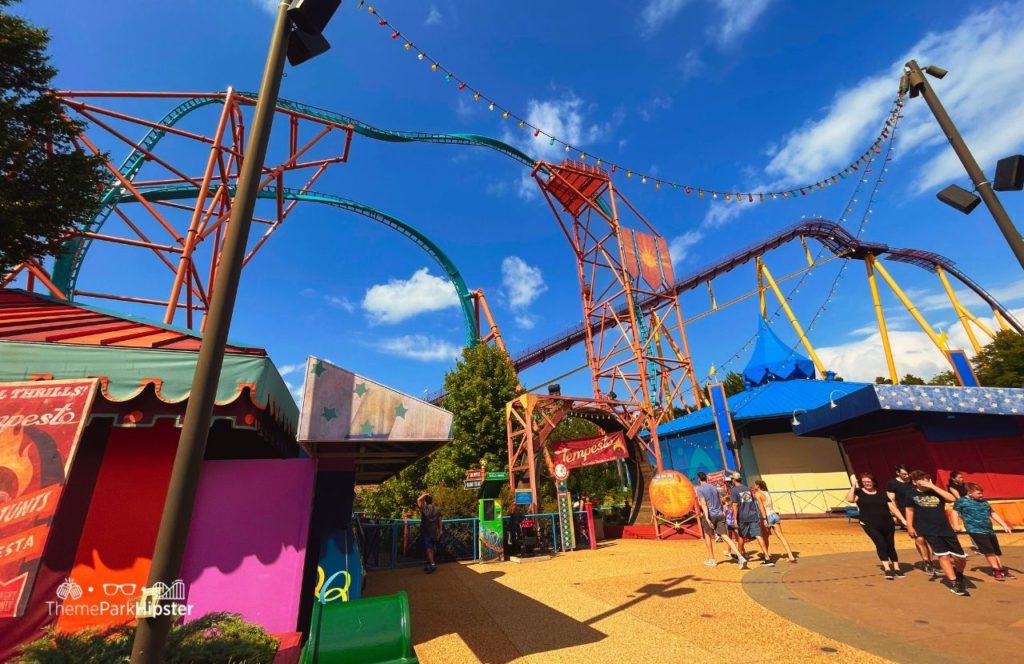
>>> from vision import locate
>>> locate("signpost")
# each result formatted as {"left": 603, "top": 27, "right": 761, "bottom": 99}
{"left": 464, "top": 468, "right": 485, "bottom": 491}
{"left": 477, "top": 472, "right": 507, "bottom": 561}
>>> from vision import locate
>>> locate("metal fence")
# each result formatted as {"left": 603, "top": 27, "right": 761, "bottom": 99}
{"left": 765, "top": 488, "right": 852, "bottom": 518}
{"left": 356, "top": 511, "right": 591, "bottom": 570}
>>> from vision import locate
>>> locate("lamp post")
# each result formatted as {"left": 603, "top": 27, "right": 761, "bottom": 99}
{"left": 902, "top": 60, "right": 1024, "bottom": 271}
{"left": 791, "top": 409, "right": 807, "bottom": 427}
{"left": 129, "top": 1, "right": 338, "bottom": 661}
{"left": 828, "top": 390, "right": 846, "bottom": 409}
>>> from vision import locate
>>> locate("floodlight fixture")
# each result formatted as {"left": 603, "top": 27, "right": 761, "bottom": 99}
{"left": 936, "top": 184, "right": 981, "bottom": 215}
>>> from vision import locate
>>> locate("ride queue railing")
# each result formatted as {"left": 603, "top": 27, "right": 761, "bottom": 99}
{"left": 765, "top": 488, "right": 854, "bottom": 518}
{"left": 357, "top": 511, "right": 590, "bottom": 570}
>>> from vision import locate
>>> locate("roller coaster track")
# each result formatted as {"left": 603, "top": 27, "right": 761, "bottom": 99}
{"left": 509, "top": 218, "right": 1024, "bottom": 373}
{"left": 117, "top": 184, "right": 478, "bottom": 344}
{"left": 52, "top": 91, "right": 536, "bottom": 296}
{"left": 52, "top": 93, "right": 1021, "bottom": 368}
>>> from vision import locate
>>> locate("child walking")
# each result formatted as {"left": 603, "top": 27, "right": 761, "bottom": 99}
{"left": 954, "top": 483, "right": 1017, "bottom": 581}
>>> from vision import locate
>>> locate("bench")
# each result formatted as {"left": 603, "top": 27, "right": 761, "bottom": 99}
{"left": 844, "top": 506, "right": 860, "bottom": 523}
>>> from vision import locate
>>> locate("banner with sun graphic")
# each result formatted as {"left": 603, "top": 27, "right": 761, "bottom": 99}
{"left": 0, "top": 379, "right": 99, "bottom": 617}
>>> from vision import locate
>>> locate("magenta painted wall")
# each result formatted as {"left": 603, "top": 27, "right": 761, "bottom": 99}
{"left": 180, "top": 459, "right": 314, "bottom": 633}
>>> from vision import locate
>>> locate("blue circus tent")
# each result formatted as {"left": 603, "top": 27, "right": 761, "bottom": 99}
{"left": 742, "top": 317, "right": 816, "bottom": 388}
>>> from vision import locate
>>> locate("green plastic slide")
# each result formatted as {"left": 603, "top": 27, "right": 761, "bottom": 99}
{"left": 301, "top": 590, "right": 417, "bottom": 664}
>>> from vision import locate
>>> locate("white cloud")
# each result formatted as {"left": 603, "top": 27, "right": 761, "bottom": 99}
{"left": 638, "top": 0, "right": 691, "bottom": 38}
{"left": 426, "top": 5, "right": 443, "bottom": 25}
{"left": 764, "top": 3, "right": 1024, "bottom": 195}
{"left": 679, "top": 49, "right": 705, "bottom": 80}
{"left": 362, "top": 268, "right": 459, "bottom": 324}
{"left": 485, "top": 180, "right": 509, "bottom": 196}
{"left": 377, "top": 335, "right": 461, "bottom": 362}
{"left": 501, "top": 94, "right": 615, "bottom": 200}
{"left": 501, "top": 95, "right": 610, "bottom": 163}
{"left": 284, "top": 379, "right": 303, "bottom": 404}
{"left": 278, "top": 363, "right": 304, "bottom": 377}
{"left": 252, "top": 0, "right": 277, "bottom": 15}
{"left": 502, "top": 256, "right": 547, "bottom": 308}
{"left": 668, "top": 230, "right": 704, "bottom": 265}
{"left": 325, "top": 295, "right": 355, "bottom": 312}
{"left": 638, "top": 96, "right": 673, "bottom": 121}
{"left": 709, "top": 0, "right": 774, "bottom": 47}
{"left": 816, "top": 307, "right": 1024, "bottom": 382}
{"left": 902, "top": 277, "right": 1024, "bottom": 313}
{"left": 501, "top": 256, "right": 547, "bottom": 329}
{"left": 514, "top": 314, "right": 537, "bottom": 330}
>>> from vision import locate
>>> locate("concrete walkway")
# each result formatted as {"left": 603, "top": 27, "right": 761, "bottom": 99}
{"left": 744, "top": 548, "right": 1024, "bottom": 664}
{"left": 364, "top": 521, "right": 1023, "bottom": 663}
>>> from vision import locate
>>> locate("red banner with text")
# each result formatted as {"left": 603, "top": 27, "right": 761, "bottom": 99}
{"left": 552, "top": 432, "right": 629, "bottom": 470}
{"left": 0, "top": 379, "right": 98, "bottom": 618}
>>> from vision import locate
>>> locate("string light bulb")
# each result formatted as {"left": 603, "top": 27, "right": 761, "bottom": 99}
{"left": 417, "top": 53, "right": 425, "bottom": 60}
{"left": 488, "top": 102, "right": 495, "bottom": 111}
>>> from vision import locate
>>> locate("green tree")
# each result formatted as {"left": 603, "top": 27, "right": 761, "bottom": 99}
{"left": 424, "top": 343, "right": 520, "bottom": 486}
{"left": 928, "top": 370, "right": 957, "bottom": 386}
{"left": 972, "top": 330, "right": 1024, "bottom": 388}
{"left": 900, "top": 374, "right": 925, "bottom": 385}
{"left": 722, "top": 371, "right": 746, "bottom": 396}
{"left": 874, "top": 376, "right": 893, "bottom": 385}
{"left": 1, "top": 0, "right": 106, "bottom": 274}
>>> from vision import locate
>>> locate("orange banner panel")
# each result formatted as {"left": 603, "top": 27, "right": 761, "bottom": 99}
{"left": 619, "top": 227, "right": 640, "bottom": 280}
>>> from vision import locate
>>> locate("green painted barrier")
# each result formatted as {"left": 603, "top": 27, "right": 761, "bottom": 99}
{"left": 301, "top": 591, "right": 417, "bottom": 664}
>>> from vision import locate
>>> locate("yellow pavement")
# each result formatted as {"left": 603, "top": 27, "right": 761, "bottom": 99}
{"left": 365, "top": 520, "right": 1024, "bottom": 664}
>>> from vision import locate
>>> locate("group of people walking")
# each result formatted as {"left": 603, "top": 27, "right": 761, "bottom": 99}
{"left": 695, "top": 472, "right": 796, "bottom": 568}
{"left": 847, "top": 464, "right": 1015, "bottom": 596}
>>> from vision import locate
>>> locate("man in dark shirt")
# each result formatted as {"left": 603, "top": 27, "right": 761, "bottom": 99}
{"left": 907, "top": 471, "right": 969, "bottom": 596}
{"left": 417, "top": 492, "right": 442, "bottom": 574}
{"left": 887, "top": 464, "right": 935, "bottom": 575}
{"left": 728, "top": 474, "right": 774, "bottom": 567}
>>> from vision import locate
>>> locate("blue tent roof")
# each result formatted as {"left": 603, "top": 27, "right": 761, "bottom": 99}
{"left": 742, "top": 317, "right": 816, "bottom": 388}
{"left": 658, "top": 379, "right": 871, "bottom": 439}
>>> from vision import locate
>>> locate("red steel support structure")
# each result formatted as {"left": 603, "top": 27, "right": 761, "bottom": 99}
{"left": 14, "top": 91, "right": 354, "bottom": 328}
{"left": 507, "top": 160, "right": 701, "bottom": 525}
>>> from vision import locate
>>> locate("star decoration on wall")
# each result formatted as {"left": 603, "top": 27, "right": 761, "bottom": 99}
{"left": 395, "top": 403, "right": 408, "bottom": 418}
{"left": 313, "top": 361, "right": 326, "bottom": 377}
{"left": 354, "top": 383, "right": 368, "bottom": 397}
{"left": 360, "top": 420, "right": 374, "bottom": 435}
{"left": 322, "top": 407, "right": 338, "bottom": 421}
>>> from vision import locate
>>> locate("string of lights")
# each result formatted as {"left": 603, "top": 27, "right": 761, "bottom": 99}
{"left": 701, "top": 92, "right": 905, "bottom": 390}
{"left": 358, "top": 2, "right": 901, "bottom": 203}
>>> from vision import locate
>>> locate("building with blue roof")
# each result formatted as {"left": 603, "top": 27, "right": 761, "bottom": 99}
{"left": 654, "top": 319, "right": 1024, "bottom": 522}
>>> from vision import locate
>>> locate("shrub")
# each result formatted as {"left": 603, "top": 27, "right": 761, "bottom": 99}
{"left": 15, "top": 612, "right": 278, "bottom": 664}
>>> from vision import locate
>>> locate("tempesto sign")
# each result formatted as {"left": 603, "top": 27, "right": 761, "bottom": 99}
{"left": 514, "top": 489, "right": 533, "bottom": 506}
{"left": 0, "top": 379, "right": 99, "bottom": 618}
{"left": 551, "top": 431, "right": 629, "bottom": 470}
{"left": 464, "top": 468, "right": 485, "bottom": 490}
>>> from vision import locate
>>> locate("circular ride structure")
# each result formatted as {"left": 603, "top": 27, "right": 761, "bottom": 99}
{"left": 5, "top": 91, "right": 1022, "bottom": 529}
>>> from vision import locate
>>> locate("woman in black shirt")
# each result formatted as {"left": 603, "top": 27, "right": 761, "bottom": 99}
{"left": 846, "top": 473, "right": 908, "bottom": 580}
{"left": 947, "top": 471, "right": 967, "bottom": 532}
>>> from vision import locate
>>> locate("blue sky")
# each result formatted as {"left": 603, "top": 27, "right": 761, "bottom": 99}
{"left": 15, "top": 0, "right": 1024, "bottom": 403}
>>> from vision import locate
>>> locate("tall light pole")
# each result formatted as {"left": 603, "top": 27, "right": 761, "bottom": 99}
{"left": 129, "top": 1, "right": 338, "bottom": 661}
{"left": 902, "top": 60, "right": 1024, "bottom": 271}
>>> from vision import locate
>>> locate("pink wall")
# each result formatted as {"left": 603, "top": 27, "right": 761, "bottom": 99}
{"left": 181, "top": 459, "right": 314, "bottom": 633}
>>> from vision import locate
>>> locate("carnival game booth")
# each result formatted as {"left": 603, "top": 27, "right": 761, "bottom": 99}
{"left": 295, "top": 356, "right": 451, "bottom": 664}
{"left": 0, "top": 289, "right": 311, "bottom": 660}
{"left": 657, "top": 379, "right": 870, "bottom": 516}
{"left": 794, "top": 384, "right": 1024, "bottom": 528}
